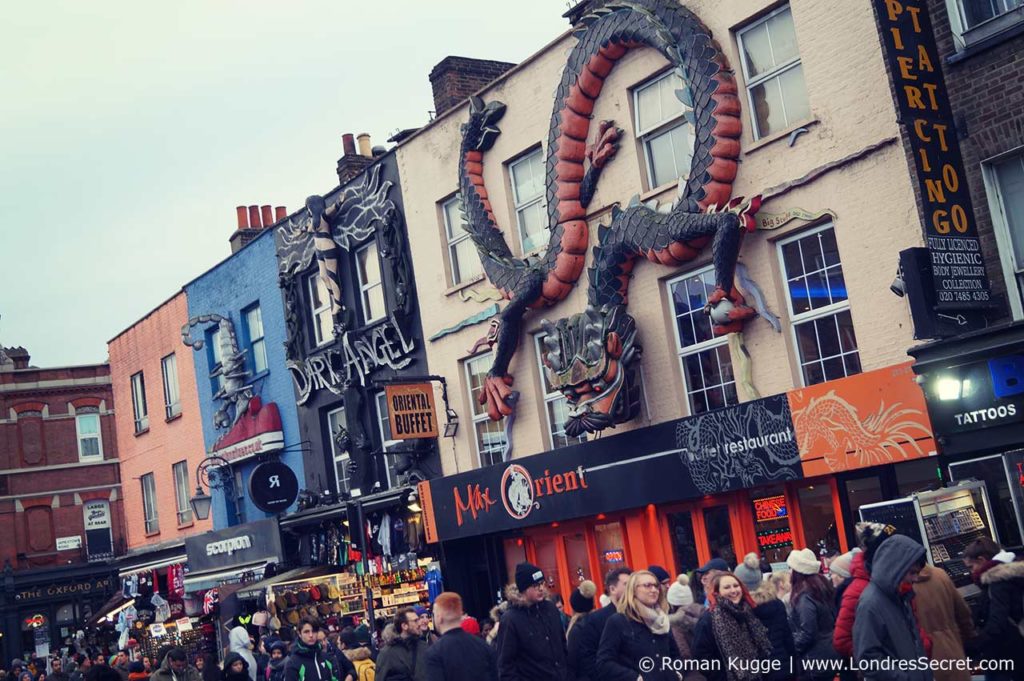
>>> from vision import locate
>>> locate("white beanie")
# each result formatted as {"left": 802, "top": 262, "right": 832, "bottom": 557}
{"left": 599, "top": 593, "right": 611, "bottom": 607}
{"left": 787, "top": 548, "right": 821, "bottom": 575}
{"left": 667, "top": 574, "right": 694, "bottom": 607}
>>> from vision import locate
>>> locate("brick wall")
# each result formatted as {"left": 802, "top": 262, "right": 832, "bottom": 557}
{"left": 429, "top": 56, "right": 517, "bottom": 117}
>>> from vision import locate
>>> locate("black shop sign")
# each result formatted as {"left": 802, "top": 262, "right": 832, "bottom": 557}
{"left": 15, "top": 576, "right": 112, "bottom": 603}
{"left": 184, "top": 518, "right": 283, "bottom": 573}
{"left": 873, "top": 0, "right": 993, "bottom": 311}
{"left": 918, "top": 355, "right": 1024, "bottom": 435}
{"left": 422, "top": 394, "right": 803, "bottom": 542}
{"left": 249, "top": 461, "right": 299, "bottom": 514}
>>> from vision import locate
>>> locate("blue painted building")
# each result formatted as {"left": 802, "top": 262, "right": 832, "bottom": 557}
{"left": 183, "top": 226, "right": 302, "bottom": 529}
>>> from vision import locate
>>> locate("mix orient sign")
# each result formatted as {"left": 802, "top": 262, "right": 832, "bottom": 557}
{"left": 422, "top": 395, "right": 803, "bottom": 542}
{"left": 873, "top": 0, "right": 992, "bottom": 309}
{"left": 385, "top": 383, "right": 439, "bottom": 440}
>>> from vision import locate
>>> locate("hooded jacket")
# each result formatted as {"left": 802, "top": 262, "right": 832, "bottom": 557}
{"left": 150, "top": 656, "right": 202, "bottom": 681}
{"left": 852, "top": 536, "right": 931, "bottom": 681}
{"left": 495, "top": 587, "right": 568, "bottom": 681}
{"left": 375, "top": 634, "right": 426, "bottom": 681}
{"left": 595, "top": 611, "right": 682, "bottom": 681}
{"left": 423, "top": 627, "right": 497, "bottom": 681}
{"left": 284, "top": 641, "right": 337, "bottom": 681}
{"left": 965, "top": 558, "right": 1024, "bottom": 675}
{"left": 345, "top": 648, "right": 375, "bottom": 681}
{"left": 912, "top": 565, "right": 973, "bottom": 681}
{"left": 223, "top": 654, "right": 252, "bottom": 681}
{"left": 266, "top": 649, "right": 289, "bottom": 681}
{"left": 229, "top": 628, "right": 259, "bottom": 681}
{"left": 753, "top": 599, "right": 795, "bottom": 681}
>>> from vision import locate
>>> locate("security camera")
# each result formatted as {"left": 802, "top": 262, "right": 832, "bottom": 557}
{"left": 890, "top": 272, "right": 906, "bottom": 297}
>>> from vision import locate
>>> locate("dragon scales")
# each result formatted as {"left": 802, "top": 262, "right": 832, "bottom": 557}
{"left": 459, "top": 0, "right": 760, "bottom": 439}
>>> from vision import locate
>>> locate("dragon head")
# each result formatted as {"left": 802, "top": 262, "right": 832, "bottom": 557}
{"left": 540, "top": 305, "right": 643, "bottom": 437}
{"left": 461, "top": 96, "right": 507, "bottom": 152}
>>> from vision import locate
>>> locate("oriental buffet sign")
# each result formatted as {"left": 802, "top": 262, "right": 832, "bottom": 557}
{"left": 15, "top": 576, "right": 112, "bottom": 602}
{"left": 290, "top": 320, "right": 416, "bottom": 405}
{"left": 453, "top": 463, "right": 589, "bottom": 527}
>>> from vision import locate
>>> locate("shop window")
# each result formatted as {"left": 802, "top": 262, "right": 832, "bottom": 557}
{"left": 751, "top": 487, "right": 794, "bottom": 565}
{"left": 141, "top": 473, "right": 159, "bottom": 534}
{"left": 845, "top": 475, "right": 885, "bottom": 521}
{"left": 535, "top": 335, "right": 587, "bottom": 449}
{"left": 172, "top": 460, "right": 192, "bottom": 526}
{"left": 466, "top": 353, "right": 507, "bottom": 468}
{"left": 243, "top": 304, "right": 268, "bottom": 374}
{"left": 161, "top": 353, "right": 181, "bottom": 419}
{"left": 563, "top": 532, "right": 592, "bottom": 585}
{"left": 795, "top": 482, "right": 841, "bottom": 557}
{"left": 778, "top": 225, "right": 861, "bottom": 386}
{"left": 737, "top": 5, "right": 810, "bottom": 139}
{"left": 206, "top": 326, "right": 226, "bottom": 394}
{"left": 233, "top": 468, "right": 246, "bottom": 524}
{"left": 985, "top": 152, "right": 1024, "bottom": 319}
{"left": 634, "top": 70, "right": 694, "bottom": 189}
{"left": 75, "top": 412, "right": 103, "bottom": 461}
{"left": 356, "top": 242, "right": 386, "bottom": 325}
{"left": 948, "top": 0, "right": 1024, "bottom": 46}
{"left": 442, "top": 195, "right": 482, "bottom": 286}
{"left": 668, "top": 267, "right": 738, "bottom": 414}
{"left": 702, "top": 506, "right": 736, "bottom": 567}
{"left": 508, "top": 149, "right": 547, "bottom": 254}
{"left": 949, "top": 455, "right": 1023, "bottom": 548}
{"left": 328, "top": 406, "right": 352, "bottom": 495}
{"left": 533, "top": 536, "right": 562, "bottom": 600}
{"left": 959, "top": 0, "right": 1022, "bottom": 27}
{"left": 594, "top": 521, "right": 629, "bottom": 581}
{"left": 308, "top": 273, "right": 334, "bottom": 347}
{"left": 130, "top": 371, "right": 149, "bottom": 433}
{"left": 666, "top": 511, "right": 700, "bottom": 576}
{"left": 374, "top": 392, "right": 401, "bottom": 489}
{"left": 896, "top": 458, "right": 943, "bottom": 497}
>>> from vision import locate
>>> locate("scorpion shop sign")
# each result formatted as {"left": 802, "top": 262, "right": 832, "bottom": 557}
{"left": 873, "top": 0, "right": 993, "bottom": 309}
{"left": 290, "top": 320, "right": 416, "bottom": 405}
{"left": 787, "top": 362, "right": 936, "bottom": 478}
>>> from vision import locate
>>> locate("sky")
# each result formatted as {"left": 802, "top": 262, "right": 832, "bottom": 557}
{"left": 0, "top": 1, "right": 570, "bottom": 367}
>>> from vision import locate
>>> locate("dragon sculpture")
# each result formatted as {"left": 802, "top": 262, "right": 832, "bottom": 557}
{"left": 460, "top": 0, "right": 760, "bottom": 437}
{"left": 181, "top": 314, "right": 253, "bottom": 428}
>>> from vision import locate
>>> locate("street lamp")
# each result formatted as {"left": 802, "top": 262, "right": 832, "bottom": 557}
{"left": 191, "top": 455, "right": 232, "bottom": 521}
{"left": 191, "top": 486, "right": 213, "bottom": 521}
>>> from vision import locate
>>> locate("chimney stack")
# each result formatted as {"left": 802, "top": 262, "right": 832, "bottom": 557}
{"left": 236, "top": 206, "right": 249, "bottom": 229}
{"left": 275, "top": 206, "right": 287, "bottom": 222}
{"left": 337, "top": 130, "right": 374, "bottom": 185}
{"left": 343, "top": 133, "right": 357, "bottom": 156}
{"left": 230, "top": 203, "right": 285, "bottom": 253}
{"left": 248, "top": 205, "right": 262, "bottom": 229}
{"left": 261, "top": 205, "right": 274, "bottom": 228}
{"left": 429, "top": 56, "right": 516, "bottom": 117}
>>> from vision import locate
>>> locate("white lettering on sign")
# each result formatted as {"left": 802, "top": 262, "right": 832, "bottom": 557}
{"left": 206, "top": 535, "right": 253, "bottom": 557}
{"left": 269, "top": 476, "right": 280, "bottom": 488}
{"left": 953, "top": 403, "right": 1017, "bottom": 426}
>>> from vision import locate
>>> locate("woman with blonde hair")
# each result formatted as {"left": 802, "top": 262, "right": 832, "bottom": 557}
{"left": 596, "top": 570, "right": 681, "bottom": 680}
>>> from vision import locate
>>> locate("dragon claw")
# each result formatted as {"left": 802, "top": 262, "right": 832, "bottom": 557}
{"left": 587, "top": 120, "right": 622, "bottom": 169}
{"left": 479, "top": 374, "right": 517, "bottom": 421}
{"left": 706, "top": 287, "right": 756, "bottom": 335}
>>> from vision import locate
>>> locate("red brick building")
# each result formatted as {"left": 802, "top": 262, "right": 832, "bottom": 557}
{"left": 0, "top": 348, "right": 124, "bottom": 661}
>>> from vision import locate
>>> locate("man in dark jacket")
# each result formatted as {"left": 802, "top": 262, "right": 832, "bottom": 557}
{"left": 423, "top": 592, "right": 497, "bottom": 681}
{"left": 376, "top": 608, "right": 427, "bottom": 681}
{"left": 50, "top": 656, "right": 72, "bottom": 681}
{"left": 962, "top": 538, "right": 1024, "bottom": 680}
{"left": 568, "top": 567, "right": 631, "bottom": 681}
{"left": 284, "top": 618, "right": 338, "bottom": 681}
{"left": 852, "top": 535, "right": 931, "bottom": 681}
{"left": 496, "top": 562, "right": 569, "bottom": 681}
{"left": 150, "top": 648, "right": 202, "bottom": 681}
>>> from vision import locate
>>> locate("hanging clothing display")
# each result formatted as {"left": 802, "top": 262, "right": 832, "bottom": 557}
{"left": 377, "top": 512, "right": 392, "bottom": 558}
{"left": 168, "top": 564, "right": 185, "bottom": 597}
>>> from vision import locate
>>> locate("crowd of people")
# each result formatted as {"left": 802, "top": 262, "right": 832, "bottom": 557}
{"left": 4, "top": 525, "right": 1022, "bottom": 681}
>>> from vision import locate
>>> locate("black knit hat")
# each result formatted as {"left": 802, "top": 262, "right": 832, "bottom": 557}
{"left": 569, "top": 580, "right": 597, "bottom": 614}
{"left": 515, "top": 562, "right": 545, "bottom": 593}
{"left": 856, "top": 522, "right": 897, "bottom": 568}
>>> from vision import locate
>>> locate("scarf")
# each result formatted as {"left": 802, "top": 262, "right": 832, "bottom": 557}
{"left": 710, "top": 599, "right": 773, "bottom": 681}
{"left": 637, "top": 603, "right": 670, "bottom": 635}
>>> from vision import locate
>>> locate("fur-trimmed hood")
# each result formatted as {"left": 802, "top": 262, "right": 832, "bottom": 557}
{"left": 980, "top": 559, "right": 1024, "bottom": 585}
{"left": 504, "top": 583, "right": 533, "bottom": 609}
{"left": 345, "top": 647, "right": 372, "bottom": 662}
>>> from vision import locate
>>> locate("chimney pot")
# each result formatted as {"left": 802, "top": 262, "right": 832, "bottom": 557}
{"left": 261, "top": 205, "right": 274, "bottom": 228}
{"left": 248, "top": 205, "right": 262, "bottom": 229}
{"left": 275, "top": 206, "right": 287, "bottom": 222}
{"left": 357, "top": 133, "right": 372, "bottom": 157}
{"left": 236, "top": 206, "right": 249, "bottom": 230}
{"left": 343, "top": 133, "right": 356, "bottom": 156}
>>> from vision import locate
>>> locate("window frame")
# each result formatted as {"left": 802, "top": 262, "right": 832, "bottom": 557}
{"left": 327, "top": 406, "right": 352, "bottom": 495}
{"left": 442, "top": 194, "right": 482, "bottom": 286}
{"left": 141, "top": 473, "right": 159, "bottom": 535}
{"left": 75, "top": 412, "right": 104, "bottom": 461}
{"left": 232, "top": 468, "right": 246, "bottom": 524}
{"left": 982, "top": 147, "right": 1024, "bottom": 320}
{"left": 736, "top": 4, "right": 808, "bottom": 140}
{"left": 508, "top": 148, "right": 547, "bottom": 255}
{"left": 374, "top": 391, "right": 401, "bottom": 490}
{"left": 161, "top": 353, "right": 181, "bottom": 420}
{"left": 666, "top": 266, "right": 739, "bottom": 415}
{"left": 172, "top": 460, "right": 193, "bottom": 526}
{"left": 130, "top": 371, "right": 149, "bottom": 434}
{"left": 308, "top": 272, "right": 334, "bottom": 347}
{"left": 243, "top": 303, "right": 268, "bottom": 375}
{"left": 947, "top": 0, "right": 1024, "bottom": 48}
{"left": 533, "top": 335, "right": 587, "bottom": 449}
{"left": 632, "top": 69, "right": 694, "bottom": 190}
{"left": 355, "top": 241, "right": 386, "bottom": 326}
{"left": 465, "top": 352, "right": 508, "bottom": 468}
{"left": 776, "top": 223, "right": 860, "bottom": 387}
{"left": 206, "top": 326, "right": 226, "bottom": 395}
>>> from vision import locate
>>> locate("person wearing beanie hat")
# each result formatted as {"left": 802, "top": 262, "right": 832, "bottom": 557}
{"left": 265, "top": 643, "right": 288, "bottom": 681}
{"left": 569, "top": 580, "right": 597, "bottom": 617}
{"left": 126, "top": 662, "right": 147, "bottom": 681}
{"left": 828, "top": 550, "right": 858, "bottom": 587}
{"left": 788, "top": 548, "right": 840, "bottom": 679}
{"left": 855, "top": 522, "right": 897, "bottom": 570}
{"left": 666, "top": 574, "right": 694, "bottom": 609}
{"left": 569, "top": 567, "right": 632, "bottom": 681}
{"left": 647, "top": 565, "right": 671, "bottom": 589}
{"left": 786, "top": 547, "right": 821, "bottom": 575}
{"left": 497, "top": 562, "right": 567, "bottom": 681}
{"left": 666, "top": 574, "right": 704, "bottom": 671}
{"left": 734, "top": 552, "right": 764, "bottom": 591}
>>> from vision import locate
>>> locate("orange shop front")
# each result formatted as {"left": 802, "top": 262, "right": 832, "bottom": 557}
{"left": 419, "top": 363, "right": 936, "bottom": 616}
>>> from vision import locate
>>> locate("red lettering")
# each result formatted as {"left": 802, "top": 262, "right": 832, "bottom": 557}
{"left": 552, "top": 474, "right": 564, "bottom": 493}
{"left": 453, "top": 484, "right": 496, "bottom": 526}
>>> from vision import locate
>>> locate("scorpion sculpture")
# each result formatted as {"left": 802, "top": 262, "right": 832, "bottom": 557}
{"left": 461, "top": 0, "right": 760, "bottom": 437}
{"left": 182, "top": 314, "right": 253, "bottom": 429}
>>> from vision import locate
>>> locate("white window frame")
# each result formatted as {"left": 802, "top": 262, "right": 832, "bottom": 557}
{"left": 161, "top": 353, "right": 181, "bottom": 420}
{"left": 666, "top": 266, "right": 739, "bottom": 415}
{"left": 141, "top": 473, "right": 159, "bottom": 534}
{"left": 508, "top": 149, "right": 547, "bottom": 255}
{"left": 946, "top": 0, "right": 1024, "bottom": 48}
{"left": 982, "top": 147, "right": 1024, "bottom": 320}
{"left": 244, "top": 304, "right": 268, "bottom": 374}
{"left": 327, "top": 406, "right": 352, "bottom": 495}
{"left": 75, "top": 413, "right": 103, "bottom": 461}
{"left": 308, "top": 272, "right": 334, "bottom": 347}
{"left": 465, "top": 352, "right": 507, "bottom": 468}
{"left": 737, "top": 5, "right": 808, "bottom": 140}
{"left": 442, "top": 195, "right": 482, "bottom": 286}
{"left": 633, "top": 70, "right": 694, "bottom": 190}
{"left": 533, "top": 335, "right": 587, "bottom": 449}
{"left": 130, "top": 372, "right": 149, "bottom": 434}
{"left": 776, "top": 223, "right": 860, "bottom": 387}
{"left": 374, "top": 391, "right": 401, "bottom": 490}
{"left": 208, "top": 326, "right": 226, "bottom": 394}
{"left": 356, "top": 241, "right": 386, "bottom": 325}
{"left": 172, "top": 460, "right": 192, "bottom": 526}
{"left": 232, "top": 468, "right": 246, "bottom": 524}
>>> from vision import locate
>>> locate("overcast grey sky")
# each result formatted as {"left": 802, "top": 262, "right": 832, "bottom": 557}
{"left": 0, "top": 1, "right": 569, "bottom": 367}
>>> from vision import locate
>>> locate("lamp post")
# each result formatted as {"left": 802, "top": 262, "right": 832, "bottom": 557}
{"left": 191, "top": 455, "right": 232, "bottom": 521}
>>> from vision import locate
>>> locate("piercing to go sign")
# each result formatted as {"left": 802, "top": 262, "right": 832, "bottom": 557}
{"left": 385, "top": 383, "right": 439, "bottom": 440}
